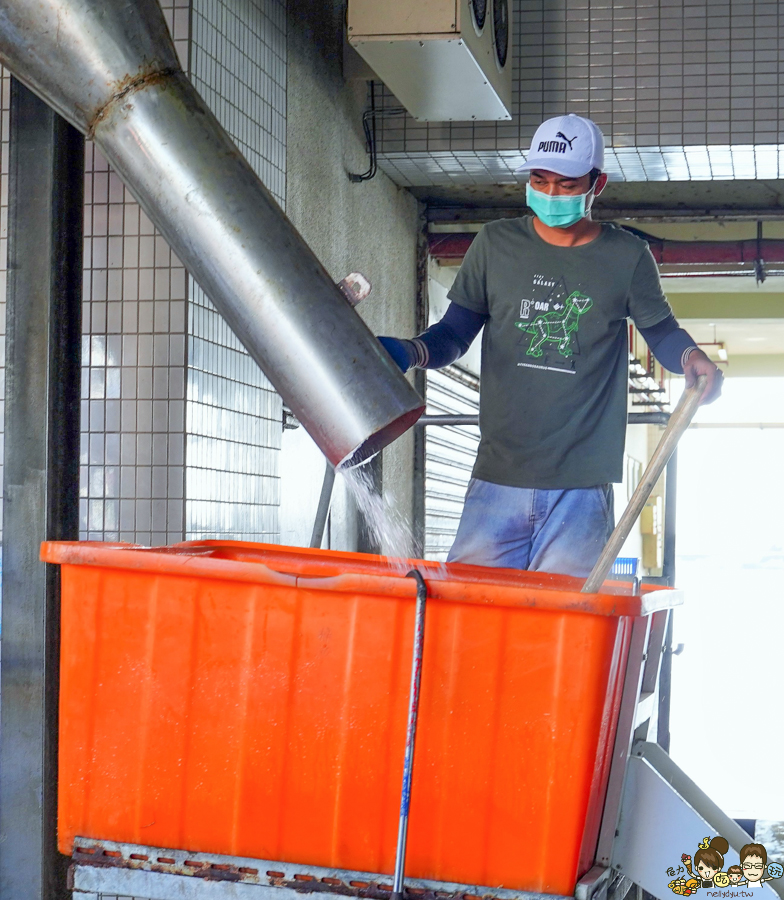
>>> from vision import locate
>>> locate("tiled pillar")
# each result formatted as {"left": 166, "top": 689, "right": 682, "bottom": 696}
{"left": 77, "top": 0, "right": 191, "bottom": 545}
{"left": 81, "top": 144, "right": 188, "bottom": 544}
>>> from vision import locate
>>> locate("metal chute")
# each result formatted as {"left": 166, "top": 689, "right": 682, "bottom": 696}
{"left": 0, "top": 0, "right": 424, "bottom": 467}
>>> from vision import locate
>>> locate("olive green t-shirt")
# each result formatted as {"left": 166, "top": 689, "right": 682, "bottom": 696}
{"left": 447, "top": 217, "right": 672, "bottom": 489}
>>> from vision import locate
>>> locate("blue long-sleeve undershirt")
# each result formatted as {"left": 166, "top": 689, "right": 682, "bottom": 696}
{"left": 379, "top": 304, "right": 697, "bottom": 375}
{"left": 636, "top": 313, "right": 697, "bottom": 373}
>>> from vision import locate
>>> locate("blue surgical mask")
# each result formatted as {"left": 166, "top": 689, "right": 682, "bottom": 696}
{"left": 526, "top": 182, "right": 595, "bottom": 228}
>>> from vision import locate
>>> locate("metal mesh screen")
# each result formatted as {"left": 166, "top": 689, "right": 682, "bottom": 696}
{"left": 376, "top": 0, "right": 784, "bottom": 184}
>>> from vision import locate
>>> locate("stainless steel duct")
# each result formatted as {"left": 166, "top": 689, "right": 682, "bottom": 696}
{"left": 0, "top": 0, "right": 424, "bottom": 468}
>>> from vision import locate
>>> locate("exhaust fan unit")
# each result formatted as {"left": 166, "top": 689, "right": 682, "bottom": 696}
{"left": 347, "top": 0, "right": 512, "bottom": 121}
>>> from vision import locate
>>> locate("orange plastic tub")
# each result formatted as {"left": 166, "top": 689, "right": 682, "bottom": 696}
{"left": 43, "top": 540, "right": 681, "bottom": 895}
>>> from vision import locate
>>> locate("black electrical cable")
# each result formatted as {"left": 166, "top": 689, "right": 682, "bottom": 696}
{"left": 348, "top": 82, "right": 377, "bottom": 183}
{"left": 348, "top": 85, "right": 408, "bottom": 184}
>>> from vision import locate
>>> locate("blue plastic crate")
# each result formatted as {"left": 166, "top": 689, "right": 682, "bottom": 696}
{"left": 611, "top": 557, "right": 639, "bottom": 577}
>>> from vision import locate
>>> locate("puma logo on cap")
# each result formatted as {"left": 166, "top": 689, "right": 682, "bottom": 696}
{"left": 556, "top": 131, "right": 577, "bottom": 149}
{"left": 538, "top": 140, "right": 567, "bottom": 153}
{"left": 538, "top": 133, "right": 577, "bottom": 154}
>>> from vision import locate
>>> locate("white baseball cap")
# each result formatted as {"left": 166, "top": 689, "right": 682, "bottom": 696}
{"left": 516, "top": 114, "right": 605, "bottom": 178}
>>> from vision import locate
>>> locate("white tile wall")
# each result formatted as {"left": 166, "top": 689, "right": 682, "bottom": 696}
{"left": 81, "top": 143, "right": 188, "bottom": 545}
{"left": 191, "top": 0, "right": 287, "bottom": 203}
{"left": 185, "top": 0, "right": 286, "bottom": 542}
{"left": 78, "top": 0, "right": 190, "bottom": 545}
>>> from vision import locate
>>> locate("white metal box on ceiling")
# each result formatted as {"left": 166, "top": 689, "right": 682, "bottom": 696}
{"left": 347, "top": 0, "right": 512, "bottom": 122}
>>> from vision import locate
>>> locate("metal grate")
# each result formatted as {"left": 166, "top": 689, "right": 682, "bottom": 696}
{"left": 374, "top": 0, "right": 784, "bottom": 185}
{"left": 185, "top": 284, "right": 282, "bottom": 541}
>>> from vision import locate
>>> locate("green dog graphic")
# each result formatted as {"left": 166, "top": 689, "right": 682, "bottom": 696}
{"left": 516, "top": 291, "right": 593, "bottom": 358}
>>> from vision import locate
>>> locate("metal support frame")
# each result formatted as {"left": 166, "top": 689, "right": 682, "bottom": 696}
{"left": 595, "top": 616, "right": 653, "bottom": 867}
{"left": 412, "top": 367, "right": 427, "bottom": 557}
{"left": 69, "top": 838, "right": 569, "bottom": 900}
{"left": 425, "top": 206, "right": 784, "bottom": 225}
{"left": 310, "top": 463, "right": 336, "bottom": 548}
{"left": 662, "top": 449, "right": 678, "bottom": 586}
{"left": 656, "top": 613, "right": 674, "bottom": 752}
{"left": 412, "top": 214, "right": 430, "bottom": 558}
{"left": 415, "top": 413, "right": 673, "bottom": 428}
{"left": 611, "top": 743, "right": 784, "bottom": 900}
{"left": 0, "top": 79, "right": 83, "bottom": 900}
{"left": 651, "top": 450, "right": 678, "bottom": 751}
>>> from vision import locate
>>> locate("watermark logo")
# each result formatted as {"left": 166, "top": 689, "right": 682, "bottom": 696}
{"left": 666, "top": 837, "right": 783, "bottom": 895}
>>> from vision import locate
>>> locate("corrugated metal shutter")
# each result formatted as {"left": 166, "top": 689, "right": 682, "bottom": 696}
{"left": 424, "top": 366, "right": 480, "bottom": 562}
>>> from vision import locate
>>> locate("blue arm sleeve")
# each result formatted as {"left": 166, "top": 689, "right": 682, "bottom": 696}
{"left": 412, "top": 302, "right": 487, "bottom": 368}
{"left": 637, "top": 314, "right": 698, "bottom": 374}
{"left": 378, "top": 302, "right": 487, "bottom": 373}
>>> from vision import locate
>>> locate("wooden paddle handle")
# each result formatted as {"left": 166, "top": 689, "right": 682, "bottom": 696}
{"left": 581, "top": 375, "right": 708, "bottom": 594}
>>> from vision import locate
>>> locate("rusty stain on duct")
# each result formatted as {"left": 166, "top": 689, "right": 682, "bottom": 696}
{"left": 87, "top": 65, "right": 180, "bottom": 138}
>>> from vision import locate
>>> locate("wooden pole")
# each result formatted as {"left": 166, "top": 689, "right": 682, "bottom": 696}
{"left": 582, "top": 375, "right": 707, "bottom": 594}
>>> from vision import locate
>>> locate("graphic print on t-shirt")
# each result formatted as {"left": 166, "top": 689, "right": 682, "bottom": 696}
{"left": 515, "top": 274, "right": 593, "bottom": 373}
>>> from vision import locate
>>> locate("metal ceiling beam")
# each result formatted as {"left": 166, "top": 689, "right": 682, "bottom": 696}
{"left": 426, "top": 206, "right": 784, "bottom": 225}
{"left": 428, "top": 233, "right": 784, "bottom": 266}
{"left": 417, "top": 179, "right": 784, "bottom": 221}
{"left": 0, "top": 80, "right": 83, "bottom": 900}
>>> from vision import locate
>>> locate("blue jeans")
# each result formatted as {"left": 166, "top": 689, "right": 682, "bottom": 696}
{"left": 447, "top": 479, "right": 615, "bottom": 578}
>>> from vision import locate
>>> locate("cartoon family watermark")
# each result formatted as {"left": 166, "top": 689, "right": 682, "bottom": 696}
{"left": 667, "top": 837, "right": 783, "bottom": 896}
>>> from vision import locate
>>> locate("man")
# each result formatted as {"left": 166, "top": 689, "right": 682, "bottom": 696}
{"left": 380, "top": 114, "right": 722, "bottom": 577}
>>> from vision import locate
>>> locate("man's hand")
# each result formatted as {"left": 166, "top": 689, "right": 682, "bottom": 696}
{"left": 684, "top": 348, "right": 723, "bottom": 404}
{"left": 378, "top": 336, "right": 415, "bottom": 373}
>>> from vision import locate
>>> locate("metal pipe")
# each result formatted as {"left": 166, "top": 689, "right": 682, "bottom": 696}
{"left": 629, "top": 412, "right": 670, "bottom": 426}
{"left": 417, "top": 412, "right": 674, "bottom": 427}
{"left": 309, "top": 463, "right": 336, "bottom": 549}
{"left": 657, "top": 611, "right": 673, "bottom": 752}
{"left": 0, "top": 0, "right": 424, "bottom": 469}
{"left": 428, "top": 231, "right": 784, "bottom": 266}
{"left": 426, "top": 206, "right": 784, "bottom": 225}
{"left": 391, "top": 570, "right": 428, "bottom": 900}
{"left": 662, "top": 450, "right": 678, "bottom": 587}
{"left": 416, "top": 415, "right": 479, "bottom": 427}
